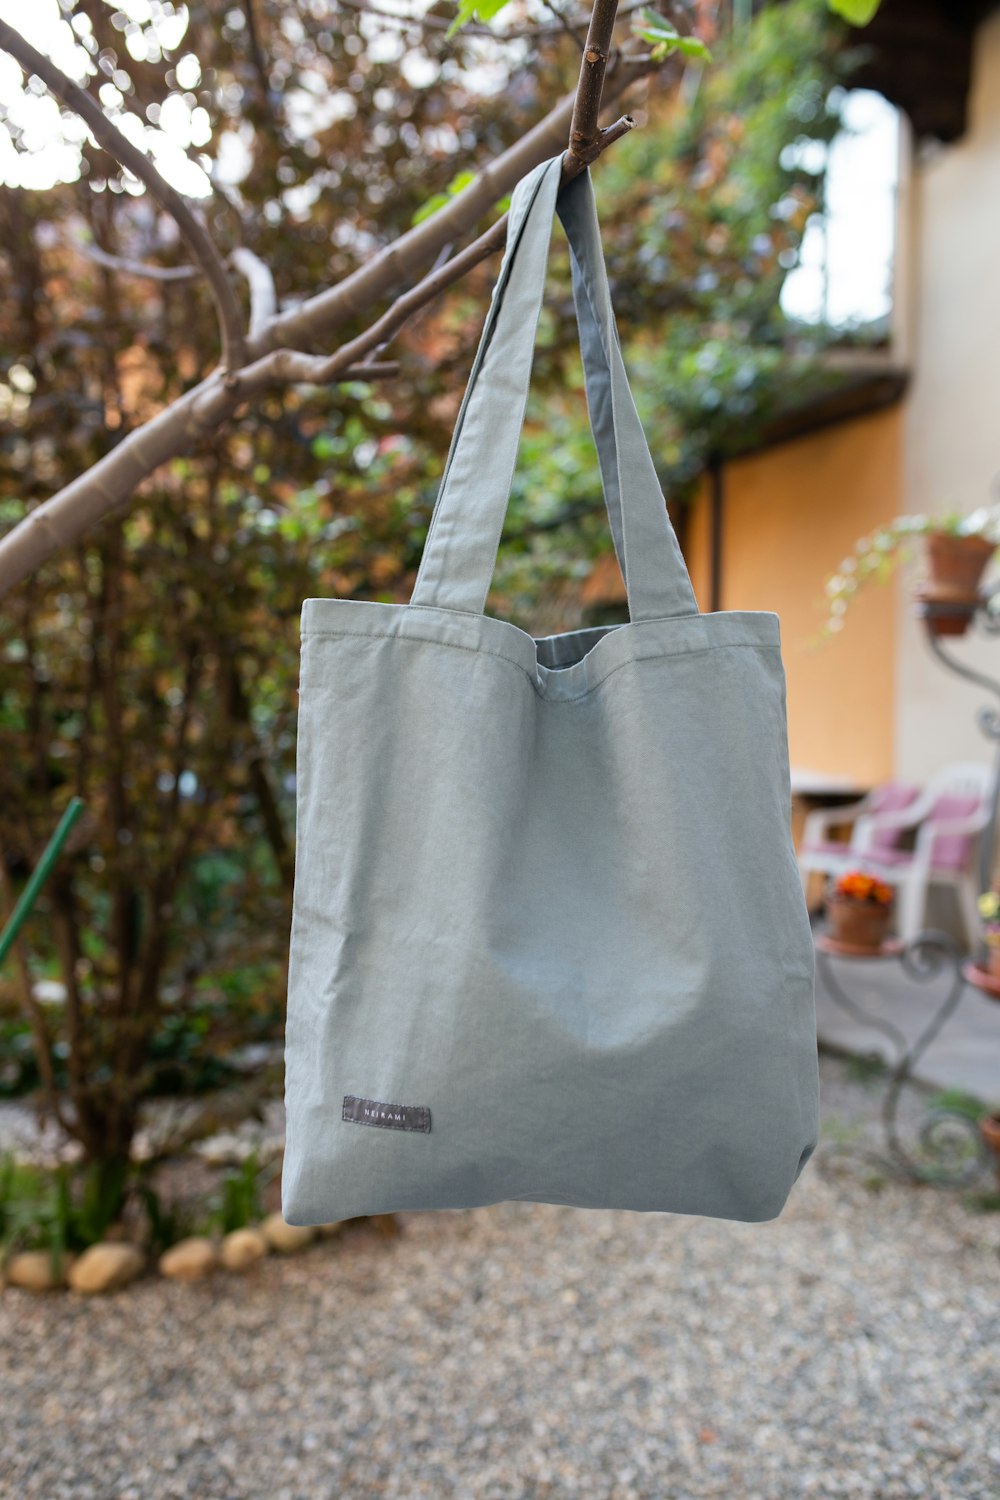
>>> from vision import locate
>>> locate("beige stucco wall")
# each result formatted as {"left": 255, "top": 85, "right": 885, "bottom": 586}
{"left": 895, "top": 9, "right": 1000, "bottom": 783}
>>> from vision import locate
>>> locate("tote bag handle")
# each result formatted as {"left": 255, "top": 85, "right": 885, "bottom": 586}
{"left": 409, "top": 154, "right": 700, "bottom": 624}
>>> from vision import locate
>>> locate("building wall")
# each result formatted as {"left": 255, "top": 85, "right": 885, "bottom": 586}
{"left": 685, "top": 405, "right": 902, "bottom": 787}
{"left": 895, "top": 9, "right": 1000, "bottom": 783}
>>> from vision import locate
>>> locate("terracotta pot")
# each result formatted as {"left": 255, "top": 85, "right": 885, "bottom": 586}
{"left": 988, "top": 945, "right": 1000, "bottom": 981}
{"left": 827, "top": 894, "right": 892, "bottom": 951}
{"left": 979, "top": 1112, "right": 1000, "bottom": 1164}
{"left": 913, "top": 593, "right": 978, "bottom": 637}
{"left": 912, "top": 532, "right": 994, "bottom": 638}
{"left": 924, "top": 530, "right": 995, "bottom": 596}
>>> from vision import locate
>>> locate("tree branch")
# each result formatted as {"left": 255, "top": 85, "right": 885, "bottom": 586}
{"left": 568, "top": 0, "right": 621, "bottom": 166}
{"left": 230, "top": 248, "right": 277, "bottom": 339}
{"left": 333, "top": 0, "right": 654, "bottom": 39}
{"left": 246, "top": 50, "right": 651, "bottom": 358}
{"left": 228, "top": 114, "right": 635, "bottom": 403}
{"left": 0, "top": 4, "right": 684, "bottom": 593}
{"left": 0, "top": 18, "right": 247, "bottom": 370}
{"left": 79, "top": 243, "right": 200, "bottom": 282}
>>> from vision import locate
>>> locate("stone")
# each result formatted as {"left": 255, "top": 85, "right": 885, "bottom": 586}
{"left": 220, "top": 1227, "right": 269, "bottom": 1272}
{"left": 158, "top": 1237, "right": 218, "bottom": 1281}
{"left": 67, "top": 1242, "right": 144, "bottom": 1295}
{"left": 3, "top": 1250, "right": 70, "bottom": 1292}
{"left": 261, "top": 1213, "right": 315, "bottom": 1254}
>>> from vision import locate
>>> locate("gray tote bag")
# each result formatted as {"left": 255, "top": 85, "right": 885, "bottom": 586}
{"left": 282, "top": 154, "right": 820, "bottom": 1226}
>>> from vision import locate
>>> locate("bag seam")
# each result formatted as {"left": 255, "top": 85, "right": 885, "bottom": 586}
{"left": 298, "top": 629, "right": 781, "bottom": 702}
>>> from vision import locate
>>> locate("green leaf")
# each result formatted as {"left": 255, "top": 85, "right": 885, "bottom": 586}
{"left": 411, "top": 169, "right": 494, "bottom": 226}
{"left": 633, "top": 9, "right": 712, "bottom": 62}
{"left": 411, "top": 192, "right": 450, "bottom": 226}
{"left": 671, "top": 33, "right": 713, "bottom": 61}
{"left": 446, "top": 0, "right": 512, "bottom": 39}
{"left": 826, "top": 0, "right": 881, "bottom": 25}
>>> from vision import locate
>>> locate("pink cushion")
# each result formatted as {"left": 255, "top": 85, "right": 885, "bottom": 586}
{"left": 928, "top": 793, "right": 981, "bottom": 872}
{"left": 866, "top": 782, "right": 921, "bottom": 851}
{"left": 801, "top": 782, "right": 921, "bottom": 861}
{"left": 802, "top": 784, "right": 981, "bottom": 874}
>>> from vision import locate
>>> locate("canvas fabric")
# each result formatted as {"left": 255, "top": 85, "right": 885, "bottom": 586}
{"left": 282, "top": 155, "right": 820, "bottom": 1225}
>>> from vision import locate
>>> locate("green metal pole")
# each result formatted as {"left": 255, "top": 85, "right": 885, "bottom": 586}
{"left": 0, "top": 797, "right": 85, "bottom": 966}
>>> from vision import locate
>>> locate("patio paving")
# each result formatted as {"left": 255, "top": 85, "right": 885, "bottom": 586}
{"left": 812, "top": 921, "right": 1000, "bottom": 1108}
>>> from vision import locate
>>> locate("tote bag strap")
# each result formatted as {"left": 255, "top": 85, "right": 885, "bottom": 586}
{"left": 409, "top": 154, "right": 699, "bottom": 623}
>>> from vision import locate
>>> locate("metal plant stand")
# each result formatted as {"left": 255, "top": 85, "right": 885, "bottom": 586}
{"left": 815, "top": 932, "right": 990, "bottom": 1187}
{"left": 917, "top": 591, "right": 1000, "bottom": 917}
{"left": 814, "top": 591, "right": 1000, "bottom": 1198}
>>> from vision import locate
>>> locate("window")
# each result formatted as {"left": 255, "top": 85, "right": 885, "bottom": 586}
{"left": 781, "top": 89, "right": 904, "bottom": 344}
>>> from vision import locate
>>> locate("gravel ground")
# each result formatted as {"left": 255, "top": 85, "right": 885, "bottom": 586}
{"left": 2, "top": 1052, "right": 999, "bottom": 1500}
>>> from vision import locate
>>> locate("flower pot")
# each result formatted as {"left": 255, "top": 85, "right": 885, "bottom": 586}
{"left": 925, "top": 531, "right": 995, "bottom": 595}
{"left": 979, "top": 1113, "right": 1000, "bottom": 1177}
{"left": 913, "top": 593, "right": 978, "bottom": 637}
{"left": 827, "top": 893, "right": 892, "bottom": 952}
{"left": 914, "top": 532, "right": 995, "bottom": 637}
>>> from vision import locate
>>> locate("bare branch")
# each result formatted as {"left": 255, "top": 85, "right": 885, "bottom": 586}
{"left": 0, "top": 375, "right": 236, "bottom": 589}
{"left": 568, "top": 0, "right": 621, "bottom": 166}
{"left": 0, "top": 30, "right": 672, "bottom": 592}
{"left": 248, "top": 51, "right": 652, "bottom": 359}
{"left": 536, "top": 0, "right": 587, "bottom": 49}
{"left": 241, "top": 0, "right": 272, "bottom": 103}
{"left": 230, "top": 248, "right": 277, "bottom": 339}
{"left": 340, "top": 360, "right": 400, "bottom": 381}
{"left": 227, "top": 103, "right": 633, "bottom": 404}
{"left": 333, "top": 0, "right": 654, "bottom": 38}
{"left": 79, "top": 242, "right": 200, "bottom": 282}
{"left": 0, "top": 18, "right": 247, "bottom": 370}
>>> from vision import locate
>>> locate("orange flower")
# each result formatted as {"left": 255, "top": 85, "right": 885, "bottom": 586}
{"left": 834, "top": 870, "right": 893, "bottom": 906}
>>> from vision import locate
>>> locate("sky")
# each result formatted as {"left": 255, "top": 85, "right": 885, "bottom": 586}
{"left": 0, "top": 1, "right": 901, "bottom": 331}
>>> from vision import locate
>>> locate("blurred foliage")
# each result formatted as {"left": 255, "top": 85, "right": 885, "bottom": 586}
{"left": 0, "top": 0, "right": 856, "bottom": 1182}
{"left": 827, "top": 0, "right": 882, "bottom": 25}
{"left": 0, "top": 1147, "right": 276, "bottom": 1261}
{"left": 0, "top": 1152, "right": 128, "bottom": 1264}
{"left": 0, "top": 0, "right": 558, "bottom": 1190}
{"left": 493, "top": 0, "right": 850, "bottom": 604}
{"left": 200, "top": 1147, "right": 273, "bottom": 1236}
{"left": 448, "top": 0, "right": 881, "bottom": 36}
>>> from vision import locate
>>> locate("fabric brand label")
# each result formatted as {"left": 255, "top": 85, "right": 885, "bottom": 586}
{"left": 342, "top": 1095, "right": 431, "bottom": 1133}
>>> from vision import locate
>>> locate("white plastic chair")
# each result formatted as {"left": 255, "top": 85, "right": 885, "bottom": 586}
{"left": 851, "top": 761, "right": 994, "bottom": 945}
{"left": 798, "top": 780, "right": 921, "bottom": 893}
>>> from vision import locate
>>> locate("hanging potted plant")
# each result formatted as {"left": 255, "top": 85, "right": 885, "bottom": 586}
{"left": 825, "top": 870, "right": 895, "bottom": 953}
{"left": 820, "top": 505, "right": 1000, "bottom": 640}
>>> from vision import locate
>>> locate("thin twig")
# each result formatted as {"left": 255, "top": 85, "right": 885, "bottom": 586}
{"left": 227, "top": 110, "right": 635, "bottom": 400}
{"left": 0, "top": 18, "right": 247, "bottom": 370}
{"left": 333, "top": 0, "right": 652, "bottom": 38}
{"left": 79, "top": 242, "right": 200, "bottom": 282}
{"left": 252, "top": 52, "right": 652, "bottom": 358}
{"left": 241, "top": 0, "right": 272, "bottom": 105}
{"left": 0, "top": 11, "right": 676, "bottom": 591}
{"left": 538, "top": 0, "right": 587, "bottom": 50}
